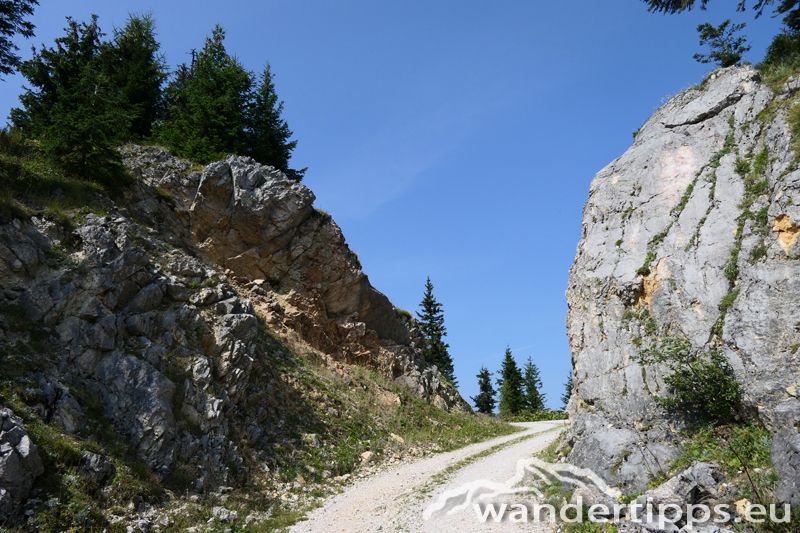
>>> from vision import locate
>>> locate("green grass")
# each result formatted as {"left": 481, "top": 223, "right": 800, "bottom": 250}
{"left": 636, "top": 250, "right": 657, "bottom": 276}
{"left": 502, "top": 411, "right": 568, "bottom": 422}
{"left": 0, "top": 129, "right": 130, "bottom": 224}
{"left": 719, "top": 288, "right": 740, "bottom": 314}
{"left": 535, "top": 430, "right": 565, "bottom": 463}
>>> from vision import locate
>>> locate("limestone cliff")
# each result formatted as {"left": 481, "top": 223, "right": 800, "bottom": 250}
{"left": 563, "top": 66, "right": 800, "bottom": 501}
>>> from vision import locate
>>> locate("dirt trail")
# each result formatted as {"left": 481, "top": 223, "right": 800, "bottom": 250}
{"left": 290, "top": 420, "right": 567, "bottom": 533}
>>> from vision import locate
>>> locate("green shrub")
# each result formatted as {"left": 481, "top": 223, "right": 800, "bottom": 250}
{"left": 734, "top": 158, "right": 751, "bottom": 176}
{"left": 637, "top": 337, "right": 741, "bottom": 424}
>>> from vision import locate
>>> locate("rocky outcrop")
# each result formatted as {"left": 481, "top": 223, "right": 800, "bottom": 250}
{"left": 121, "top": 147, "right": 466, "bottom": 410}
{"left": 0, "top": 145, "right": 469, "bottom": 518}
{"left": 0, "top": 409, "right": 43, "bottom": 521}
{"left": 565, "top": 66, "right": 800, "bottom": 497}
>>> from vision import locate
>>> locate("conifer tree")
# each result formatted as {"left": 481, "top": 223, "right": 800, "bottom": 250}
{"left": 416, "top": 277, "right": 456, "bottom": 385}
{"left": 0, "top": 0, "right": 38, "bottom": 80}
{"left": 105, "top": 12, "right": 167, "bottom": 139}
{"left": 693, "top": 19, "right": 751, "bottom": 67}
{"left": 470, "top": 366, "right": 496, "bottom": 414}
{"left": 521, "top": 357, "right": 546, "bottom": 412}
{"left": 246, "top": 63, "right": 306, "bottom": 181}
{"left": 497, "top": 346, "right": 524, "bottom": 416}
{"left": 561, "top": 372, "right": 574, "bottom": 410}
{"left": 11, "top": 15, "right": 131, "bottom": 181}
{"left": 159, "top": 25, "right": 252, "bottom": 163}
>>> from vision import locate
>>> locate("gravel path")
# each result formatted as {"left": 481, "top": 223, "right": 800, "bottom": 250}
{"left": 290, "top": 420, "right": 568, "bottom": 533}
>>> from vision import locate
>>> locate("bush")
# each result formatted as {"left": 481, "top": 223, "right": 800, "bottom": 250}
{"left": 637, "top": 337, "right": 742, "bottom": 425}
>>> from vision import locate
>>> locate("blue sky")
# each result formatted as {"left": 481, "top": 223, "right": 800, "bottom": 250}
{"left": 0, "top": 1, "right": 785, "bottom": 409}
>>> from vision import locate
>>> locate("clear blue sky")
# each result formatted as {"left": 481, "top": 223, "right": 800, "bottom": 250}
{"left": 0, "top": 1, "right": 785, "bottom": 409}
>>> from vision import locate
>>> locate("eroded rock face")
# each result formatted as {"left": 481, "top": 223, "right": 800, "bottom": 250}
{"left": 122, "top": 148, "right": 466, "bottom": 411}
{"left": 565, "top": 66, "right": 800, "bottom": 497}
{"left": 0, "top": 144, "right": 469, "bottom": 510}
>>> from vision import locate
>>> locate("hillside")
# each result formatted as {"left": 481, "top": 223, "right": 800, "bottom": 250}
{"left": 0, "top": 143, "right": 518, "bottom": 532}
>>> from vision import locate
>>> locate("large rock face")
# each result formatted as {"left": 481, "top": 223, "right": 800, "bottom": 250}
{"left": 0, "top": 147, "right": 469, "bottom": 515}
{"left": 564, "top": 66, "right": 800, "bottom": 499}
{"left": 121, "top": 148, "right": 465, "bottom": 410}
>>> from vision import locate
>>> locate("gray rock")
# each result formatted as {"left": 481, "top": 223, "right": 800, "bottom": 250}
{"left": 565, "top": 65, "right": 800, "bottom": 492}
{"left": 125, "top": 314, "right": 152, "bottom": 336}
{"left": 211, "top": 506, "right": 237, "bottom": 523}
{"left": 79, "top": 452, "right": 117, "bottom": 486}
{"left": 94, "top": 353, "right": 177, "bottom": 467}
{"left": 167, "top": 258, "right": 206, "bottom": 278}
{"left": 0, "top": 408, "right": 44, "bottom": 505}
{"left": 165, "top": 278, "right": 189, "bottom": 301}
{"left": 126, "top": 283, "right": 163, "bottom": 313}
{"left": 52, "top": 393, "right": 88, "bottom": 434}
{"left": 0, "top": 487, "right": 11, "bottom": 521}
{"left": 637, "top": 462, "right": 724, "bottom": 512}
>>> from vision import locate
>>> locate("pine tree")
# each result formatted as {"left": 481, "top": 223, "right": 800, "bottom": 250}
{"left": 10, "top": 15, "right": 131, "bottom": 181}
{"left": 159, "top": 25, "right": 253, "bottom": 164}
{"left": 0, "top": 0, "right": 38, "bottom": 80}
{"left": 470, "top": 366, "right": 496, "bottom": 414}
{"left": 561, "top": 372, "right": 573, "bottom": 410}
{"left": 105, "top": 12, "right": 167, "bottom": 139}
{"left": 497, "top": 346, "right": 524, "bottom": 416}
{"left": 416, "top": 277, "right": 456, "bottom": 385}
{"left": 693, "top": 20, "right": 751, "bottom": 67}
{"left": 246, "top": 63, "right": 306, "bottom": 181}
{"left": 521, "top": 357, "right": 546, "bottom": 412}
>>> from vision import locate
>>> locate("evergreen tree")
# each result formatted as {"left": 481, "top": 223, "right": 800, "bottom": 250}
{"left": 159, "top": 25, "right": 253, "bottom": 164}
{"left": 0, "top": 0, "right": 38, "bottom": 80}
{"left": 693, "top": 20, "right": 751, "bottom": 67}
{"left": 246, "top": 63, "right": 306, "bottom": 181}
{"left": 470, "top": 366, "right": 496, "bottom": 414}
{"left": 497, "top": 346, "right": 524, "bottom": 416}
{"left": 10, "top": 15, "right": 131, "bottom": 181}
{"left": 561, "top": 372, "right": 574, "bottom": 410}
{"left": 416, "top": 277, "right": 456, "bottom": 384}
{"left": 105, "top": 12, "right": 167, "bottom": 139}
{"left": 521, "top": 357, "right": 546, "bottom": 412}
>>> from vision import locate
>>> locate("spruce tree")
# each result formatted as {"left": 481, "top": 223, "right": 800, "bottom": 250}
{"left": 561, "top": 372, "right": 574, "bottom": 410}
{"left": 11, "top": 15, "right": 131, "bottom": 181}
{"left": 416, "top": 277, "right": 456, "bottom": 385}
{"left": 521, "top": 357, "right": 546, "bottom": 412}
{"left": 0, "top": 0, "right": 38, "bottom": 80}
{"left": 497, "top": 346, "right": 524, "bottom": 416}
{"left": 159, "top": 25, "right": 253, "bottom": 163}
{"left": 470, "top": 366, "right": 496, "bottom": 414}
{"left": 105, "top": 12, "right": 167, "bottom": 139}
{"left": 693, "top": 20, "right": 751, "bottom": 67}
{"left": 246, "top": 63, "right": 306, "bottom": 181}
